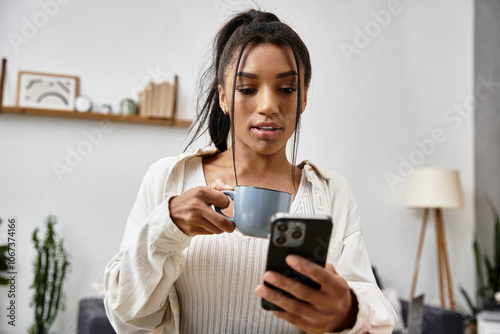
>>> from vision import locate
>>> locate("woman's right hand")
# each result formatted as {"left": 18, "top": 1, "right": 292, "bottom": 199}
{"left": 169, "top": 181, "right": 235, "bottom": 236}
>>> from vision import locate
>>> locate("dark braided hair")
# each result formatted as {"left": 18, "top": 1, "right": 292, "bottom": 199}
{"left": 186, "top": 9, "right": 311, "bottom": 186}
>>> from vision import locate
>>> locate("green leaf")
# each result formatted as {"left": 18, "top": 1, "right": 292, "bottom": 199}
{"left": 0, "top": 261, "right": 7, "bottom": 271}
{"left": 459, "top": 286, "right": 479, "bottom": 315}
{"left": 474, "top": 237, "right": 485, "bottom": 297}
{"left": 0, "top": 275, "right": 8, "bottom": 285}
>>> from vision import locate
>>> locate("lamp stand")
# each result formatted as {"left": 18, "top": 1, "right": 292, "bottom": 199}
{"left": 409, "top": 208, "right": 455, "bottom": 310}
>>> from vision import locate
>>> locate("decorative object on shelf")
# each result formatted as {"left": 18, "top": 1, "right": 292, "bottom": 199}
{"left": 0, "top": 58, "right": 191, "bottom": 127}
{"left": 405, "top": 168, "right": 464, "bottom": 310}
{"left": 460, "top": 198, "right": 500, "bottom": 328}
{"left": 29, "top": 214, "right": 71, "bottom": 334}
{"left": 16, "top": 71, "right": 79, "bottom": 111}
{"left": 120, "top": 98, "right": 137, "bottom": 115}
{"left": 138, "top": 75, "right": 178, "bottom": 119}
{"left": 75, "top": 95, "right": 93, "bottom": 112}
{"left": 101, "top": 104, "right": 112, "bottom": 114}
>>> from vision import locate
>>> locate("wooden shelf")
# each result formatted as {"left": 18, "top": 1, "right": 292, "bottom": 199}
{"left": 0, "top": 106, "right": 192, "bottom": 127}
{"left": 0, "top": 58, "right": 192, "bottom": 128}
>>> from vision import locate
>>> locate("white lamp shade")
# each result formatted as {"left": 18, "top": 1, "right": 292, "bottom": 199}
{"left": 405, "top": 168, "right": 464, "bottom": 209}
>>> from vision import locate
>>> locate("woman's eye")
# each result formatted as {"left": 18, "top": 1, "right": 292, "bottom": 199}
{"left": 280, "top": 87, "right": 296, "bottom": 94}
{"left": 237, "top": 88, "right": 256, "bottom": 94}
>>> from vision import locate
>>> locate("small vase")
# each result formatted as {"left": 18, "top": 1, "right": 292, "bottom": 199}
{"left": 469, "top": 324, "right": 477, "bottom": 334}
{"left": 120, "top": 98, "right": 137, "bottom": 115}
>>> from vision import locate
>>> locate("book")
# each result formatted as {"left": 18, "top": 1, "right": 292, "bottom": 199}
{"left": 484, "top": 300, "right": 500, "bottom": 311}
{"left": 479, "top": 310, "right": 500, "bottom": 322}
{"left": 137, "top": 76, "right": 177, "bottom": 119}
{"left": 141, "top": 82, "right": 155, "bottom": 117}
{"left": 138, "top": 89, "right": 146, "bottom": 117}
{"left": 158, "top": 81, "right": 171, "bottom": 119}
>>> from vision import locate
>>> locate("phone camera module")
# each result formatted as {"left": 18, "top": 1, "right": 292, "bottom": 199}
{"left": 273, "top": 220, "right": 306, "bottom": 247}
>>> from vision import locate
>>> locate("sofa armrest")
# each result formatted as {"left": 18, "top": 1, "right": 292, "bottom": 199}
{"left": 400, "top": 299, "right": 464, "bottom": 334}
{"left": 78, "top": 298, "right": 116, "bottom": 334}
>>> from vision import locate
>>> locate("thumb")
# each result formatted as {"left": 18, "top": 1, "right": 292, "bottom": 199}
{"left": 210, "top": 179, "right": 233, "bottom": 191}
{"left": 325, "top": 263, "right": 338, "bottom": 275}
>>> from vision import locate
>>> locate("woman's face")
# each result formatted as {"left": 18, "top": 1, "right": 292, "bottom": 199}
{"left": 218, "top": 43, "right": 308, "bottom": 158}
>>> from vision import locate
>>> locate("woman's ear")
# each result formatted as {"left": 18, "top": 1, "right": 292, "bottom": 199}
{"left": 218, "top": 84, "right": 228, "bottom": 114}
{"left": 300, "top": 86, "right": 308, "bottom": 114}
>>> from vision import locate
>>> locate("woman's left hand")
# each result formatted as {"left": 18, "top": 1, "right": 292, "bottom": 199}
{"left": 255, "top": 254, "right": 358, "bottom": 333}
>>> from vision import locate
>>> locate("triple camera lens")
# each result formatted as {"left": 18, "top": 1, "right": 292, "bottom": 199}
{"left": 273, "top": 221, "right": 306, "bottom": 247}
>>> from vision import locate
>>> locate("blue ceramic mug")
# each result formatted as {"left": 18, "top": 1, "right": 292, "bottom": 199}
{"left": 215, "top": 186, "right": 292, "bottom": 238}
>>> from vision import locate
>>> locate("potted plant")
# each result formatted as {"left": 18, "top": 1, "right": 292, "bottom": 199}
{"left": 460, "top": 198, "right": 500, "bottom": 333}
{"left": 0, "top": 218, "right": 9, "bottom": 285}
{"left": 29, "top": 215, "right": 71, "bottom": 334}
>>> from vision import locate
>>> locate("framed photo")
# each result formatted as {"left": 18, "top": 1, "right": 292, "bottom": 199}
{"left": 16, "top": 71, "right": 79, "bottom": 111}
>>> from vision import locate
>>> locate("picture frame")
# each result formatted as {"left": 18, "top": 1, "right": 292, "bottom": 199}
{"left": 16, "top": 71, "right": 79, "bottom": 111}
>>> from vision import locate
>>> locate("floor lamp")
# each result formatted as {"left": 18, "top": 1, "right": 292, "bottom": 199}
{"left": 405, "top": 168, "right": 464, "bottom": 310}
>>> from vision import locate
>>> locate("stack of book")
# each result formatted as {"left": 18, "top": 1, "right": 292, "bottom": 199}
{"left": 480, "top": 311, "right": 500, "bottom": 321}
{"left": 484, "top": 301, "right": 500, "bottom": 312}
{"left": 138, "top": 75, "right": 177, "bottom": 119}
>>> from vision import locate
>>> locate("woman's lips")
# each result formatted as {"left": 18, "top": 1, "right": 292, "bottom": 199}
{"left": 251, "top": 123, "right": 283, "bottom": 139}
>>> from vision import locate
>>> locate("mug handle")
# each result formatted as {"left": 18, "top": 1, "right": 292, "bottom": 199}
{"left": 214, "top": 190, "right": 235, "bottom": 223}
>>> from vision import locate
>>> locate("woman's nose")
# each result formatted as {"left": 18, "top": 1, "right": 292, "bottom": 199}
{"left": 256, "top": 88, "right": 279, "bottom": 116}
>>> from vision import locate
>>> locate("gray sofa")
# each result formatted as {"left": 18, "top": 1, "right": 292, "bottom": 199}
{"left": 78, "top": 269, "right": 464, "bottom": 334}
{"left": 372, "top": 267, "right": 464, "bottom": 334}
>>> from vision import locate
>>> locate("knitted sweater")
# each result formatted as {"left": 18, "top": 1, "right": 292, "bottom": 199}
{"left": 104, "top": 147, "right": 396, "bottom": 334}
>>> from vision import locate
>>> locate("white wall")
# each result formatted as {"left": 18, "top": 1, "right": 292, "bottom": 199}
{"left": 0, "top": 0, "right": 474, "bottom": 332}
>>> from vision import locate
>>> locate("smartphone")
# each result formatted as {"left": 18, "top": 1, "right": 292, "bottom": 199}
{"left": 261, "top": 213, "right": 333, "bottom": 311}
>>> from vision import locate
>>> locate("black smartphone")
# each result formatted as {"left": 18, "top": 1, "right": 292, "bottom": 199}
{"left": 261, "top": 213, "right": 333, "bottom": 311}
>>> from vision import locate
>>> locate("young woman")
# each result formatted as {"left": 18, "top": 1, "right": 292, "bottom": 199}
{"left": 104, "top": 9, "right": 396, "bottom": 334}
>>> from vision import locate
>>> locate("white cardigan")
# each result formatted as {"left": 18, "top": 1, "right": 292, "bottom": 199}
{"left": 104, "top": 147, "right": 396, "bottom": 333}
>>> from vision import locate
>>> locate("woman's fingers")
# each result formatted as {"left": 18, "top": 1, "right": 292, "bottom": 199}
{"left": 201, "top": 186, "right": 231, "bottom": 209}
{"left": 169, "top": 187, "right": 235, "bottom": 236}
{"left": 256, "top": 255, "right": 355, "bottom": 333}
{"left": 210, "top": 178, "right": 233, "bottom": 191}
